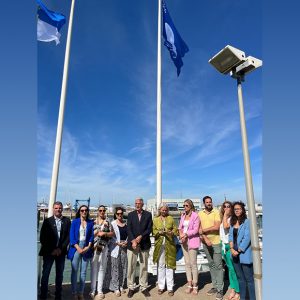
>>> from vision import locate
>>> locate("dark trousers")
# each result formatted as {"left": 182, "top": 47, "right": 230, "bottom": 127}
{"left": 232, "top": 257, "right": 256, "bottom": 300}
{"left": 40, "top": 255, "right": 65, "bottom": 299}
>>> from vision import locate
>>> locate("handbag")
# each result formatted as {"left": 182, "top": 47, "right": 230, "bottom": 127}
{"left": 173, "top": 236, "right": 184, "bottom": 261}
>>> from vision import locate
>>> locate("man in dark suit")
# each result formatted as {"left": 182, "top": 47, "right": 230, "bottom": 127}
{"left": 127, "top": 197, "right": 153, "bottom": 298}
{"left": 39, "top": 201, "right": 71, "bottom": 300}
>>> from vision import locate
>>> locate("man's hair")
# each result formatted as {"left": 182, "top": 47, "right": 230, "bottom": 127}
{"left": 135, "top": 197, "right": 144, "bottom": 203}
{"left": 202, "top": 196, "right": 212, "bottom": 203}
{"left": 53, "top": 201, "right": 63, "bottom": 207}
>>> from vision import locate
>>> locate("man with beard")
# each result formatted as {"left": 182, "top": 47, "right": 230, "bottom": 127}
{"left": 199, "top": 196, "right": 224, "bottom": 300}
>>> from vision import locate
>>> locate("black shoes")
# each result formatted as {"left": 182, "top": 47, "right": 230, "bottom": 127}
{"left": 141, "top": 289, "right": 151, "bottom": 297}
{"left": 127, "top": 288, "right": 150, "bottom": 298}
{"left": 127, "top": 289, "right": 134, "bottom": 298}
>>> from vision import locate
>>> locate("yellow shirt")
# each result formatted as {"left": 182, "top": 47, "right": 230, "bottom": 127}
{"left": 198, "top": 208, "right": 221, "bottom": 245}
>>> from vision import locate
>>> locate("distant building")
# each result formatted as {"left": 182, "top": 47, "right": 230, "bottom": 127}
{"left": 146, "top": 198, "right": 202, "bottom": 211}
{"left": 109, "top": 203, "right": 125, "bottom": 213}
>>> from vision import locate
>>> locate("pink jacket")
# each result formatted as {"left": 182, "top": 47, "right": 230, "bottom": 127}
{"left": 178, "top": 211, "right": 200, "bottom": 249}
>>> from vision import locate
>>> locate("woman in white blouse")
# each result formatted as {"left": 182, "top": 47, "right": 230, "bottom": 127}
{"left": 220, "top": 201, "right": 240, "bottom": 300}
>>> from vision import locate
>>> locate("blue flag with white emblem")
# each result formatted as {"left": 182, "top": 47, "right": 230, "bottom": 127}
{"left": 36, "top": 0, "right": 66, "bottom": 45}
{"left": 162, "top": 0, "right": 189, "bottom": 76}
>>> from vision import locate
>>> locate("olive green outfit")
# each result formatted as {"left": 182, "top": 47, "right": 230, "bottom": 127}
{"left": 152, "top": 215, "right": 178, "bottom": 269}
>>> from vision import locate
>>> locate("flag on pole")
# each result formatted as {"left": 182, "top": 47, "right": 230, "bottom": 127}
{"left": 162, "top": 0, "right": 189, "bottom": 76}
{"left": 36, "top": 0, "right": 66, "bottom": 45}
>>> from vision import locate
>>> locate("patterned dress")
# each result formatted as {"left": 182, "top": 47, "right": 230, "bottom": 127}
{"left": 109, "top": 221, "right": 128, "bottom": 291}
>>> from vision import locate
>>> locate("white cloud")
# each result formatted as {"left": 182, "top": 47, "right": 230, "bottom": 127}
{"left": 37, "top": 120, "right": 156, "bottom": 204}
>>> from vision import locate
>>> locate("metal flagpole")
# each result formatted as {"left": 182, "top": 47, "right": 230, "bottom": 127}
{"left": 237, "top": 76, "right": 262, "bottom": 300}
{"left": 156, "top": 0, "right": 162, "bottom": 211}
{"left": 48, "top": 0, "right": 76, "bottom": 217}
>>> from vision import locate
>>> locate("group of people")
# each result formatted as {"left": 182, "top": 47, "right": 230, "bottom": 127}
{"left": 177, "top": 196, "right": 256, "bottom": 300}
{"left": 39, "top": 196, "right": 256, "bottom": 300}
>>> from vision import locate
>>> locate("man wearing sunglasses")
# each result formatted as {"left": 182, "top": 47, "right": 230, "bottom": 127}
{"left": 126, "top": 197, "right": 153, "bottom": 298}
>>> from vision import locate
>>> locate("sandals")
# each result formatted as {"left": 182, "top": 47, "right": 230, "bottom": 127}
{"left": 185, "top": 286, "right": 193, "bottom": 294}
{"left": 158, "top": 289, "right": 164, "bottom": 295}
{"left": 168, "top": 291, "right": 174, "bottom": 296}
{"left": 226, "top": 290, "right": 236, "bottom": 300}
{"left": 192, "top": 286, "right": 198, "bottom": 295}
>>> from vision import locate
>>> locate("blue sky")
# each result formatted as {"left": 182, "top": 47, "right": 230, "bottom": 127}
{"left": 38, "top": 0, "right": 262, "bottom": 206}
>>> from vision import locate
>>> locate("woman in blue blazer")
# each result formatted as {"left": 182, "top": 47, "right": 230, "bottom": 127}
{"left": 229, "top": 201, "right": 255, "bottom": 300}
{"left": 68, "top": 205, "right": 94, "bottom": 300}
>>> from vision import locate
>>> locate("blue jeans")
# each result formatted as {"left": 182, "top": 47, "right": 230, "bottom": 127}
{"left": 40, "top": 254, "right": 65, "bottom": 299}
{"left": 232, "top": 257, "right": 256, "bottom": 300}
{"left": 71, "top": 241, "right": 91, "bottom": 295}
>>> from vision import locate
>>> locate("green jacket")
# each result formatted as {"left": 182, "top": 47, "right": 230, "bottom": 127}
{"left": 152, "top": 215, "right": 178, "bottom": 269}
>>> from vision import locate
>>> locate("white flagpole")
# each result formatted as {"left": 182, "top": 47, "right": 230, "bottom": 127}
{"left": 48, "top": 0, "right": 76, "bottom": 217}
{"left": 156, "top": 0, "right": 162, "bottom": 211}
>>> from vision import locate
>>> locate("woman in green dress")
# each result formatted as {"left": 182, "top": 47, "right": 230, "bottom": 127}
{"left": 153, "top": 204, "right": 178, "bottom": 296}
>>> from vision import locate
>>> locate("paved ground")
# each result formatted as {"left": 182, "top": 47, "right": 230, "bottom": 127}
{"left": 47, "top": 272, "right": 234, "bottom": 300}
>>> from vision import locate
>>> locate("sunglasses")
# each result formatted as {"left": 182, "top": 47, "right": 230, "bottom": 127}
{"left": 99, "top": 209, "right": 106, "bottom": 212}
{"left": 80, "top": 209, "right": 87, "bottom": 212}
{"left": 116, "top": 212, "right": 123, "bottom": 216}
{"left": 223, "top": 205, "right": 231, "bottom": 208}
{"left": 183, "top": 204, "right": 190, "bottom": 207}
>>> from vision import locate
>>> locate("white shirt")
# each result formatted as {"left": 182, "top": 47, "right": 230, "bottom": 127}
{"left": 220, "top": 217, "right": 231, "bottom": 244}
{"left": 183, "top": 220, "right": 189, "bottom": 234}
{"left": 79, "top": 224, "right": 86, "bottom": 241}
{"left": 54, "top": 216, "right": 62, "bottom": 246}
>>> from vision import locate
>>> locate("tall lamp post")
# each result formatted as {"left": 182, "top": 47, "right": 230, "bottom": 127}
{"left": 209, "top": 45, "right": 262, "bottom": 300}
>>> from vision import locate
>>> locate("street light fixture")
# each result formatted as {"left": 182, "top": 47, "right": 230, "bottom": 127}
{"left": 209, "top": 45, "right": 262, "bottom": 300}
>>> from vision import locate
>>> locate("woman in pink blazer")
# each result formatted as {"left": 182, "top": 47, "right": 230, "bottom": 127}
{"left": 178, "top": 199, "right": 201, "bottom": 295}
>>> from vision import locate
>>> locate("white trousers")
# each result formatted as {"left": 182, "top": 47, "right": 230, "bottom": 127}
{"left": 90, "top": 246, "right": 108, "bottom": 293}
{"left": 157, "top": 245, "right": 174, "bottom": 291}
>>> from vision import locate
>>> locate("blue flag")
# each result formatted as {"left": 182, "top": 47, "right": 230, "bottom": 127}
{"left": 36, "top": 0, "right": 66, "bottom": 45}
{"left": 162, "top": 0, "right": 189, "bottom": 76}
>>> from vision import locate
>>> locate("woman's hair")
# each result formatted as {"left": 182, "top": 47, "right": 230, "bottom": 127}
{"left": 220, "top": 201, "right": 233, "bottom": 219}
{"left": 98, "top": 204, "right": 106, "bottom": 211}
{"left": 157, "top": 203, "right": 169, "bottom": 216}
{"left": 184, "top": 199, "right": 195, "bottom": 212}
{"left": 230, "top": 201, "right": 247, "bottom": 226}
{"left": 113, "top": 206, "right": 124, "bottom": 220}
{"left": 75, "top": 205, "right": 90, "bottom": 219}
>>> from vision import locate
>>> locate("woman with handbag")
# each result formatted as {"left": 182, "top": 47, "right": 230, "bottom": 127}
{"left": 68, "top": 205, "right": 94, "bottom": 300}
{"left": 178, "top": 199, "right": 200, "bottom": 295}
{"left": 152, "top": 204, "right": 178, "bottom": 296}
{"left": 90, "top": 205, "right": 114, "bottom": 300}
